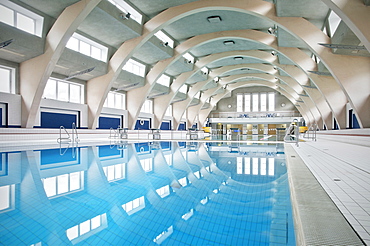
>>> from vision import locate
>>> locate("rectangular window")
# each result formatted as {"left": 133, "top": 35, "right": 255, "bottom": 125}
{"left": 237, "top": 157, "right": 243, "bottom": 174}
{"left": 140, "top": 158, "right": 153, "bottom": 172}
{"left": 0, "top": 2, "right": 43, "bottom": 37}
{"left": 0, "top": 66, "right": 13, "bottom": 93}
{"left": 103, "top": 163, "right": 126, "bottom": 182}
{"left": 43, "top": 78, "right": 84, "bottom": 104}
{"left": 122, "top": 59, "right": 146, "bottom": 77}
{"left": 66, "top": 33, "right": 108, "bottom": 62}
{"left": 237, "top": 94, "right": 243, "bottom": 112}
{"left": 244, "top": 94, "right": 251, "bottom": 112}
{"left": 244, "top": 157, "right": 250, "bottom": 174}
{"left": 141, "top": 100, "right": 153, "bottom": 114}
{"left": 268, "top": 93, "right": 275, "bottom": 111}
{"left": 66, "top": 214, "right": 107, "bottom": 242}
{"left": 156, "top": 185, "right": 170, "bottom": 198}
{"left": 42, "top": 171, "right": 84, "bottom": 198}
{"left": 103, "top": 92, "right": 125, "bottom": 110}
{"left": 122, "top": 196, "right": 145, "bottom": 215}
{"left": 0, "top": 185, "right": 14, "bottom": 212}
{"left": 260, "top": 158, "right": 267, "bottom": 175}
{"left": 157, "top": 74, "right": 170, "bottom": 87}
{"left": 107, "top": 0, "right": 143, "bottom": 24}
{"left": 155, "top": 31, "right": 174, "bottom": 48}
{"left": 179, "top": 85, "right": 187, "bottom": 94}
{"left": 252, "top": 158, "right": 259, "bottom": 175}
{"left": 260, "top": 93, "right": 267, "bottom": 112}
{"left": 268, "top": 158, "right": 275, "bottom": 176}
{"left": 183, "top": 53, "right": 194, "bottom": 63}
{"left": 252, "top": 93, "right": 259, "bottom": 112}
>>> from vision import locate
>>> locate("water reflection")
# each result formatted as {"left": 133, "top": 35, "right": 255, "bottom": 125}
{"left": 0, "top": 141, "right": 295, "bottom": 245}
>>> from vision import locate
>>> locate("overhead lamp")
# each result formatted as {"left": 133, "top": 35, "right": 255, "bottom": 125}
{"left": 223, "top": 40, "right": 235, "bottom": 46}
{"left": 234, "top": 57, "right": 243, "bottom": 60}
{"left": 65, "top": 67, "right": 95, "bottom": 80}
{"left": 207, "top": 16, "right": 222, "bottom": 23}
{"left": 214, "top": 77, "right": 220, "bottom": 82}
{"left": 0, "top": 39, "right": 13, "bottom": 49}
{"left": 271, "top": 50, "right": 277, "bottom": 56}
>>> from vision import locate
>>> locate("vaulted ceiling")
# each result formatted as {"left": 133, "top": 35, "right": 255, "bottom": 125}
{"left": 1, "top": 0, "right": 369, "bottom": 129}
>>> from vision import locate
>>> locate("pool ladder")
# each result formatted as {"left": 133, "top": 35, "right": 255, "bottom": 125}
{"left": 57, "top": 122, "right": 79, "bottom": 143}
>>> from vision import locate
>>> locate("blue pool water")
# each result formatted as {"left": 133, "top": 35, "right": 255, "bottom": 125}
{"left": 0, "top": 141, "right": 295, "bottom": 245}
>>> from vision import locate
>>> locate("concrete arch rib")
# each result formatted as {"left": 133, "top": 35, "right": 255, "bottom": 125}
{"left": 197, "top": 81, "right": 310, "bottom": 127}
{"left": 272, "top": 15, "right": 370, "bottom": 127}
{"left": 86, "top": 0, "right": 276, "bottom": 129}
{"left": 128, "top": 30, "right": 277, "bottom": 130}
{"left": 321, "top": 0, "right": 370, "bottom": 52}
{"left": 19, "top": 0, "right": 102, "bottom": 128}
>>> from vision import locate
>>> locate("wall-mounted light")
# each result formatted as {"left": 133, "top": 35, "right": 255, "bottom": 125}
{"left": 234, "top": 56, "right": 243, "bottom": 60}
{"left": 0, "top": 39, "right": 13, "bottom": 49}
{"left": 271, "top": 50, "right": 277, "bottom": 56}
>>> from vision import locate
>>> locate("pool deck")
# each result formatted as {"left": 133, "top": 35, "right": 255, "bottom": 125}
{"left": 285, "top": 131, "right": 370, "bottom": 245}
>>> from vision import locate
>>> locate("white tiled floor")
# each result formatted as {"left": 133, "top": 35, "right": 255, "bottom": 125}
{"left": 292, "top": 137, "right": 370, "bottom": 245}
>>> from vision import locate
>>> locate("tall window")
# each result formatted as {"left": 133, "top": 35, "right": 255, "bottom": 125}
{"left": 43, "top": 78, "right": 84, "bottom": 104}
{"left": 244, "top": 94, "right": 251, "bottom": 112}
{"left": 252, "top": 93, "right": 259, "bottom": 112}
{"left": 156, "top": 185, "right": 170, "bottom": 198}
{"left": 0, "top": 184, "right": 15, "bottom": 212}
{"left": 0, "top": 1, "right": 43, "bottom": 37}
{"left": 260, "top": 93, "right": 267, "bottom": 112}
{"left": 268, "top": 93, "right": 275, "bottom": 111}
{"left": 0, "top": 66, "right": 15, "bottom": 94}
{"left": 122, "top": 59, "right": 146, "bottom": 77}
{"left": 107, "top": 0, "right": 143, "bottom": 24}
{"left": 155, "top": 31, "right": 174, "bottom": 48}
{"left": 141, "top": 100, "right": 153, "bottom": 114}
{"left": 103, "top": 92, "right": 125, "bottom": 110}
{"left": 66, "top": 33, "right": 108, "bottom": 62}
{"left": 237, "top": 94, "right": 243, "bottom": 112}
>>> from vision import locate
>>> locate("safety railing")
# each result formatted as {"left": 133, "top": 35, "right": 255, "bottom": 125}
{"left": 109, "top": 127, "right": 128, "bottom": 139}
{"left": 304, "top": 123, "right": 317, "bottom": 141}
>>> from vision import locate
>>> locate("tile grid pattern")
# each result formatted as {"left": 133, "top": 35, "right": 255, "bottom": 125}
{"left": 292, "top": 139, "right": 370, "bottom": 245}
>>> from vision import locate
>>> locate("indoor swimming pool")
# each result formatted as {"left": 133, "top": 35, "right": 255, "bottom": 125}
{"left": 0, "top": 141, "right": 296, "bottom": 245}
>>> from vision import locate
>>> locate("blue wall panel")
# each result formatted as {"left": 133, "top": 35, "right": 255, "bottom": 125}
{"left": 0, "top": 108, "right": 2, "bottom": 127}
{"left": 135, "top": 142, "right": 151, "bottom": 154}
{"left": 160, "top": 121, "right": 171, "bottom": 130}
{"left": 98, "top": 145, "right": 122, "bottom": 158}
{"left": 353, "top": 114, "right": 360, "bottom": 129}
{"left": 99, "top": 116, "right": 121, "bottom": 129}
{"left": 41, "top": 112, "right": 77, "bottom": 128}
{"left": 135, "top": 119, "right": 151, "bottom": 130}
{"left": 40, "top": 148, "right": 79, "bottom": 165}
{"left": 178, "top": 122, "right": 186, "bottom": 130}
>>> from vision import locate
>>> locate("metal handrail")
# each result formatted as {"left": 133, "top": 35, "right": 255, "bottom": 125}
{"left": 57, "top": 126, "right": 71, "bottom": 143}
{"left": 305, "top": 123, "right": 317, "bottom": 141}
{"left": 72, "top": 122, "right": 79, "bottom": 142}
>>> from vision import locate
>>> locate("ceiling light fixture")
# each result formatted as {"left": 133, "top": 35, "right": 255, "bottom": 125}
{"left": 267, "top": 26, "right": 277, "bottom": 36}
{"left": 271, "top": 50, "right": 277, "bottom": 56}
{"left": 207, "top": 16, "right": 222, "bottom": 23}
{"left": 234, "top": 57, "right": 243, "bottom": 60}
{"left": 223, "top": 40, "right": 235, "bottom": 46}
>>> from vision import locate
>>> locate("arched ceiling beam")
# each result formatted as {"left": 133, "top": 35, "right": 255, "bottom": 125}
{"left": 321, "top": 0, "right": 370, "bottom": 52}
{"left": 19, "top": 0, "right": 102, "bottom": 128}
